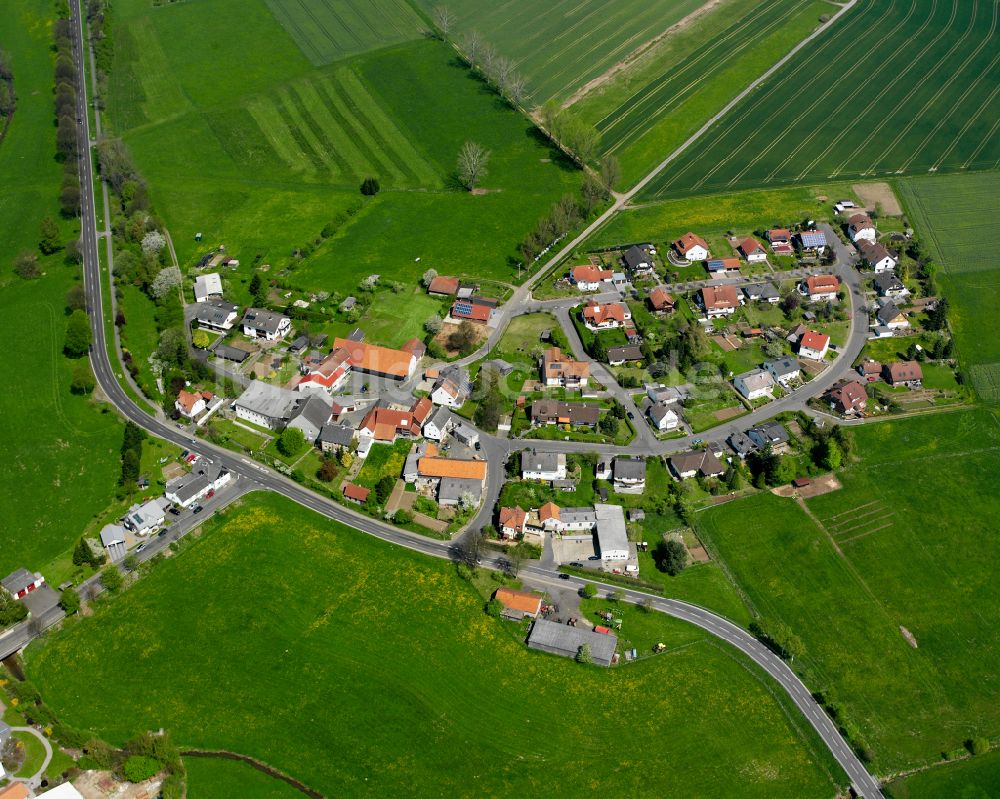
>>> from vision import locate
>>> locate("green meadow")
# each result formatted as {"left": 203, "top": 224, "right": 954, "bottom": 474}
{"left": 695, "top": 409, "right": 1000, "bottom": 771}
{"left": 105, "top": 0, "right": 580, "bottom": 290}
{"left": 0, "top": 0, "right": 122, "bottom": 575}
{"left": 897, "top": 173, "right": 1000, "bottom": 402}
{"left": 28, "top": 493, "right": 845, "bottom": 799}
{"left": 885, "top": 749, "right": 1000, "bottom": 799}
{"left": 185, "top": 757, "right": 305, "bottom": 799}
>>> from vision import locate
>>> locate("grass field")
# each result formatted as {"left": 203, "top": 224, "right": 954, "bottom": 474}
{"left": 106, "top": 0, "right": 579, "bottom": 289}
{"left": 648, "top": 0, "right": 1000, "bottom": 199}
{"left": 897, "top": 173, "right": 1000, "bottom": 401}
{"left": 695, "top": 409, "right": 1000, "bottom": 770}
{"left": 413, "top": 0, "right": 706, "bottom": 105}
{"left": 578, "top": 0, "right": 837, "bottom": 184}
{"left": 0, "top": 0, "right": 123, "bottom": 576}
{"left": 262, "top": 0, "right": 425, "bottom": 65}
{"left": 185, "top": 757, "right": 305, "bottom": 799}
{"left": 885, "top": 750, "right": 1000, "bottom": 798}
{"left": 26, "top": 493, "right": 847, "bottom": 799}
{"left": 592, "top": 184, "right": 853, "bottom": 248}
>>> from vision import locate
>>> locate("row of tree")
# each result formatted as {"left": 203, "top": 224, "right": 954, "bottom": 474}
{"left": 0, "top": 48, "right": 15, "bottom": 127}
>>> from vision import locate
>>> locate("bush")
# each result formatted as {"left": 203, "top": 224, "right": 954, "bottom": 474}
{"left": 580, "top": 583, "right": 597, "bottom": 599}
{"left": 100, "top": 566, "right": 124, "bottom": 593}
{"left": 360, "top": 176, "right": 380, "bottom": 196}
{"left": 13, "top": 250, "right": 40, "bottom": 279}
{"left": 393, "top": 509, "right": 412, "bottom": 524}
{"left": 64, "top": 309, "right": 92, "bottom": 357}
{"left": 968, "top": 737, "right": 991, "bottom": 756}
{"left": 485, "top": 598, "right": 502, "bottom": 617}
{"left": 70, "top": 362, "right": 96, "bottom": 395}
{"left": 60, "top": 588, "right": 81, "bottom": 615}
{"left": 276, "top": 427, "right": 305, "bottom": 456}
{"left": 122, "top": 754, "right": 162, "bottom": 783}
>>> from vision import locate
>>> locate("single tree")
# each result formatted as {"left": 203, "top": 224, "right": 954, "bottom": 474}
{"left": 456, "top": 141, "right": 490, "bottom": 191}
{"left": 421, "top": 268, "right": 438, "bottom": 287}
{"left": 485, "top": 597, "right": 503, "bottom": 618}
{"left": 40, "top": 215, "right": 61, "bottom": 254}
{"left": 432, "top": 4, "right": 455, "bottom": 37}
{"left": 654, "top": 539, "right": 688, "bottom": 576}
{"left": 611, "top": 589, "right": 625, "bottom": 603}
{"left": 581, "top": 583, "right": 597, "bottom": 599}
{"left": 70, "top": 361, "right": 96, "bottom": 395}
{"left": 100, "top": 566, "right": 124, "bottom": 593}
{"left": 191, "top": 329, "right": 211, "bottom": 349}
{"left": 599, "top": 156, "right": 620, "bottom": 193}
{"left": 66, "top": 283, "right": 87, "bottom": 312}
{"left": 375, "top": 475, "right": 396, "bottom": 505}
{"left": 576, "top": 643, "right": 592, "bottom": 664}
{"left": 317, "top": 456, "right": 338, "bottom": 482}
{"left": 277, "top": 426, "right": 306, "bottom": 456}
{"left": 248, "top": 272, "right": 266, "bottom": 305}
{"left": 13, "top": 250, "right": 40, "bottom": 279}
{"left": 140, "top": 230, "right": 166, "bottom": 257}
{"left": 64, "top": 309, "right": 92, "bottom": 357}
{"left": 448, "top": 319, "right": 479, "bottom": 353}
{"left": 60, "top": 588, "right": 81, "bottom": 615}
{"left": 360, "top": 176, "right": 380, "bottom": 196}
{"left": 150, "top": 266, "right": 182, "bottom": 300}
{"left": 123, "top": 553, "right": 140, "bottom": 572}
{"left": 0, "top": 591, "right": 28, "bottom": 627}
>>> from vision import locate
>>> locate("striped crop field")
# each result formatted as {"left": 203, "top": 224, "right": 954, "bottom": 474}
{"left": 645, "top": 0, "right": 1000, "bottom": 199}
{"left": 244, "top": 67, "right": 441, "bottom": 187}
{"left": 594, "top": 0, "right": 817, "bottom": 157}
{"left": 898, "top": 172, "right": 1000, "bottom": 402}
{"left": 413, "top": 0, "right": 706, "bottom": 105}
{"left": 262, "top": 0, "right": 426, "bottom": 65}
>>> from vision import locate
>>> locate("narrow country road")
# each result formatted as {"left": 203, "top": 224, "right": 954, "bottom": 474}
{"left": 63, "top": 2, "right": 883, "bottom": 797}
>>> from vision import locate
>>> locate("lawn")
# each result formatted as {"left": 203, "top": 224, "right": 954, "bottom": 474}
{"left": 897, "top": 173, "right": 1000, "bottom": 402}
{"left": 489, "top": 312, "right": 559, "bottom": 364}
{"left": 26, "top": 493, "right": 846, "bottom": 798}
{"left": 577, "top": 0, "right": 838, "bottom": 184}
{"left": 649, "top": 0, "right": 1000, "bottom": 198}
{"left": 412, "top": 0, "right": 706, "bottom": 105}
{"left": 354, "top": 439, "right": 410, "bottom": 487}
{"left": 695, "top": 409, "right": 1000, "bottom": 771}
{"left": 885, "top": 750, "right": 1000, "bottom": 799}
{"left": 104, "top": 1, "right": 581, "bottom": 288}
{"left": 185, "top": 756, "right": 305, "bottom": 799}
{"left": 118, "top": 283, "right": 162, "bottom": 400}
{"left": 0, "top": 0, "right": 124, "bottom": 577}
{"left": 593, "top": 184, "right": 851, "bottom": 250}
{"left": 12, "top": 730, "right": 47, "bottom": 778}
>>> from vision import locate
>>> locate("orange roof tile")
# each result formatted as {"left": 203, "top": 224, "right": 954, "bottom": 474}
{"left": 701, "top": 284, "right": 740, "bottom": 309}
{"left": 539, "top": 501, "right": 560, "bottom": 521}
{"left": 417, "top": 457, "right": 487, "bottom": 481}
{"left": 494, "top": 587, "right": 542, "bottom": 615}
{"left": 806, "top": 274, "right": 839, "bottom": 295}
{"left": 333, "top": 338, "right": 415, "bottom": 380}
{"left": 800, "top": 330, "right": 830, "bottom": 351}
{"left": 672, "top": 232, "right": 709, "bottom": 256}
{"left": 343, "top": 483, "right": 370, "bottom": 502}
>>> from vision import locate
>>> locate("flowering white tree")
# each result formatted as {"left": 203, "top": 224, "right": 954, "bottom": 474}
{"left": 421, "top": 268, "right": 438, "bottom": 287}
{"left": 141, "top": 230, "right": 166, "bottom": 257}
{"left": 360, "top": 274, "right": 380, "bottom": 291}
{"left": 150, "top": 266, "right": 181, "bottom": 300}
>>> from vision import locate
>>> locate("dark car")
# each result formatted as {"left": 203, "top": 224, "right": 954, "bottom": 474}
{"left": 558, "top": 573, "right": 570, "bottom": 580}
{"left": 169, "top": 507, "right": 180, "bottom": 516}
{"left": 569, "top": 561, "right": 584, "bottom": 568}
{"left": 158, "top": 529, "right": 167, "bottom": 538}
{"left": 192, "top": 504, "right": 204, "bottom": 514}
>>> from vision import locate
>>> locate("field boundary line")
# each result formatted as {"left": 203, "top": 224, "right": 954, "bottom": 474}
{"left": 832, "top": 513, "right": 894, "bottom": 538}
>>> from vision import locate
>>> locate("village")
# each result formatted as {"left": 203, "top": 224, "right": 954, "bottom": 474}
{"left": 1, "top": 199, "right": 963, "bottom": 677}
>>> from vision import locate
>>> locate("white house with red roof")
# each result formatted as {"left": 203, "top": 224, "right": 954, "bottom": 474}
{"left": 738, "top": 237, "right": 767, "bottom": 263}
{"left": 847, "top": 213, "right": 877, "bottom": 243}
{"left": 175, "top": 389, "right": 207, "bottom": 419}
{"left": 569, "top": 264, "right": 613, "bottom": 291}
{"left": 671, "top": 232, "right": 710, "bottom": 262}
{"left": 802, "top": 274, "right": 840, "bottom": 302}
{"left": 798, "top": 330, "right": 830, "bottom": 360}
{"left": 581, "top": 300, "right": 631, "bottom": 330}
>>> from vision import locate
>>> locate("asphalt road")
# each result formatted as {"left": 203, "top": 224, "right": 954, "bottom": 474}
{"left": 62, "top": 2, "right": 884, "bottom": 795}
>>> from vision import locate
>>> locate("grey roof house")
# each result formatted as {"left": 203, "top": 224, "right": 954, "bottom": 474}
{"left": 527, "top": 618, "right": 618, "bottom": 667}
{"left": 438, "top": 477, "right": 483, "bottom": 506}
{"left": 287, "top": 394, "right": 334, "bottom": 443}
{"left": 318, "top": 423, "right": 355, "bottom": 452}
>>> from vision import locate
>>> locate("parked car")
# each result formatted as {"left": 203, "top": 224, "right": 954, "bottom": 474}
{"left": 136, "top": 544, "right": 146, "bottom": 553}
{"left": 192, "top": 504, "right": 204, "bottom": 514}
